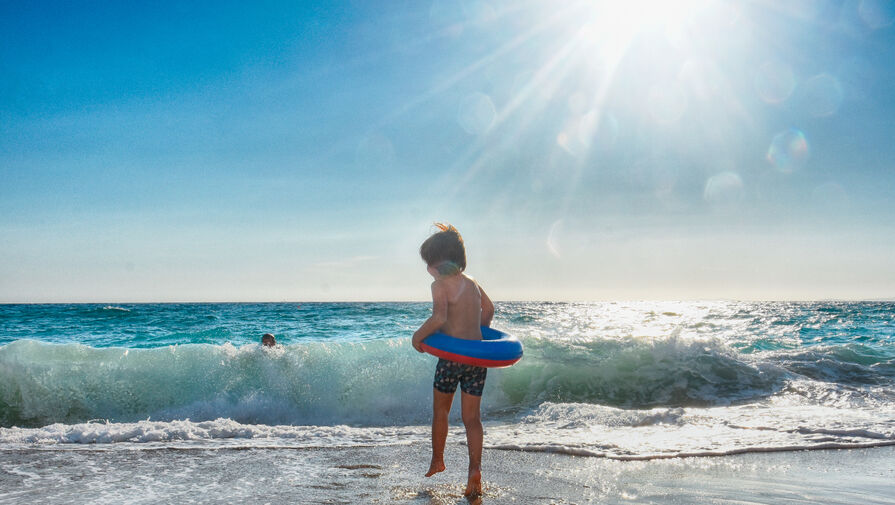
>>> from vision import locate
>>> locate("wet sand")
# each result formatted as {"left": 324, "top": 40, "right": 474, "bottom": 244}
{"left": 1, "top": 442, "right": 893, "bottom": 504}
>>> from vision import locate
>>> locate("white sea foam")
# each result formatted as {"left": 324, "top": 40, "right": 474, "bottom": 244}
{"left": 0, "top": 418, "right": 428, "bottom": 447}
{"left": 482, "top": 398, "right": 895, "bottom": 460}
{"left": 4, "top": 393, "right": 893, "bottom": 462}
{"left": 101, "top": 306, "right": 131, "bottom": 312}
{"left": 3, "top": 402, "right": 894, "bottom": 461}
{"left": 0, "top": 334, "right": 794, "bottom": 428}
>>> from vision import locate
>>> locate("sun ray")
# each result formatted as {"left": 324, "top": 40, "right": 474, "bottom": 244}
{"left": 374, "top": 2, "right": 579, "bottom": 130}
{"left": 448, "top": 28, "right": 589, "bottom": 197}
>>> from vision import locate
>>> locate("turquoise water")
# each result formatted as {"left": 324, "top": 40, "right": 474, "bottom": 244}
{"left": 0, "top": 303, "right": 429, "bottom": 348}
{"left": 1, "top": 301, "right": 894, "bottom": 460}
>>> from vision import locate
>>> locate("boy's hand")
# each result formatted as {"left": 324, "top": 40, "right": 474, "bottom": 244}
{"left": 411, "top": 332, "right": 425, "bottom": 353}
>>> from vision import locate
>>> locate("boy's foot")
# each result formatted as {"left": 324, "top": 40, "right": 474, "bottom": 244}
{"left": 424, "top": 459, "right": 445, "bottom": 477}
{"left": 463, "top": 468, "right": 482, "bottom": 497}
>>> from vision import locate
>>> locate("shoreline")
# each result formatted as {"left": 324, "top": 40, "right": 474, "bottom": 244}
{"left": 2, "top": 442, "right": 893, "bottom": 504}
{"left": 488, "top": 438, "right": 895, "bottom": 460}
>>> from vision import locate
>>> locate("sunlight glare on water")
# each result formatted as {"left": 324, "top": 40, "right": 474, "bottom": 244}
{"left": 515, "top": 301, "right": 717, "bottom": 343}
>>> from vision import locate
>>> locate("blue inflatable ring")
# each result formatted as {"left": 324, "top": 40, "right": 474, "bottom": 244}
{"left": 421, "top": 326, "right": 523, "bottom": 368}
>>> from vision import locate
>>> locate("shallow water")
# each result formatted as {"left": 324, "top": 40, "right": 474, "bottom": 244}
{"left": 2, "top": 443, "right": 893, "bottom": 504}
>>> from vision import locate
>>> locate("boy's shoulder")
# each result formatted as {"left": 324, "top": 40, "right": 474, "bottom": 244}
{"left": 430, "top": 278, "right": 446, "bottom": 293}
{"left": 458, "top": 273, "right": 481, "bottom": 291}
{"left": 430, "top": 273, "right": 478, "bottom": 293}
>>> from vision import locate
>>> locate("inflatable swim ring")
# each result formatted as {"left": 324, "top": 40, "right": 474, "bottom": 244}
{"left": 421, "top": 326, "right": 523, "bottom": 368}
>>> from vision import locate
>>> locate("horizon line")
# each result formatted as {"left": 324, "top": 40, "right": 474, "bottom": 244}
{"left": 2, "top": 298, "right": 894, "bottom": 305}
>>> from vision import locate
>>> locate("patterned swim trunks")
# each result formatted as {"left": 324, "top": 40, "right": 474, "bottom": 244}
{"left": 433, "top": 358, "right": 487, "bottom": 396}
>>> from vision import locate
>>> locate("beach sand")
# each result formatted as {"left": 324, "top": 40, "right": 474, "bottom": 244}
{"left": 1, "top": 442, "right": 892, "bottom": 504}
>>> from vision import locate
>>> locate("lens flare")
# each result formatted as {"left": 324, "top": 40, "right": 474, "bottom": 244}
{"left": 595, "top": 112, "right": 619, "bottom": 151}
{"left": 634, "top": 158, "right": 679, "bottom": 197}
{"left": 557, "top": 131, "right": 573, "bottom": 154}
{"left": 801, "top": 73, "right": 843, "bottom": 117}
{"left": 648, "top": 84, "right": 688, "bottom": 124}
{"left": 858, "top": 0, "right": 895, "bottom": 29}
{"left": 557, "top": 109, "right": 619, "bottom": 156}
{"left": 754, "top": 61, "right": 796, "bottom": 104}
{"left": 355, "top": 133, "right": 395, "bottom": 169}
{"left": 679, "top": 58, "right": 722, "bottom": 100}
{"left": 579, "top": 109, "right": 619, "bottom": 152}
{"left": 546, "top": 219, "right": 563, "bottom": 259}
{"left": 457, "top": 92, "right": 496, "bottom": 135}
{"left": 766, "top": 129, "right": 809, "bottom": 174}
{"left": 703, "top": 171, "right": 743, "bottom": 206}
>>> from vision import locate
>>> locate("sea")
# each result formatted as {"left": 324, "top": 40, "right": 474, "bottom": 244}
{"left": 1, "top": 301, "right": 894, "bottom": 503}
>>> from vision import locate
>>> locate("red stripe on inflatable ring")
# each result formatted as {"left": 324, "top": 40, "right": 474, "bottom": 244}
{"left": 420, "top": 343, "right": 519, "bottom": 368}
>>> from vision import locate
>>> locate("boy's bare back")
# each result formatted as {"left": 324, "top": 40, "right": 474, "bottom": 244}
{"left": 431, "top": 273, "right": 482, "bottom": 340}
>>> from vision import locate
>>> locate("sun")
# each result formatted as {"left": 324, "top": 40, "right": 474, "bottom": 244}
{"left": 599, "top": 0, "right": 710, "bottom": 29}
{"left": 436, "top": 0, "right": 730, "bottom": 205}
{"left": 578, "top": 0, "right": 714, "bottom": 60}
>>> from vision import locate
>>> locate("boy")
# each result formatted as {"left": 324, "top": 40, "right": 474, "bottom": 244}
{"left": 411, "top": 223, "right": 494, "bottom": 498}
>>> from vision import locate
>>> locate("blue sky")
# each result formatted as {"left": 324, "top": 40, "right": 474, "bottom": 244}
{"left": 1, "top": 0, "right": 894, "bottom": 302}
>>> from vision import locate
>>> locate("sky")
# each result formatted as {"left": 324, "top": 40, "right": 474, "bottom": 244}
{"left": 1, "top": 0, "right": 894, "bottom": 302}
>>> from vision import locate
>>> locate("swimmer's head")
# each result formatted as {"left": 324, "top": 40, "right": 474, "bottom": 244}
{"left": 419, "top": 223, "right": 466, "bottom": 277}
{"left": 261, "top": 333, "right": 276, "bottom": 347}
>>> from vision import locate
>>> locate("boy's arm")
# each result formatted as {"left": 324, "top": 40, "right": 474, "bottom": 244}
{"left": 411, "top": 282, "right": 448, "bottom": 352}
{"left": 479, "top": 286, "right": 494, "bottom": 327}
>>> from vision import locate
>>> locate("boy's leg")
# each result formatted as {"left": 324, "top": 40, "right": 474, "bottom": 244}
{"left": 460, "top": 391, "right": 483, "bottom": 497}
{"left": 426, "top": 389, "right": 453, "bottom": 477}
